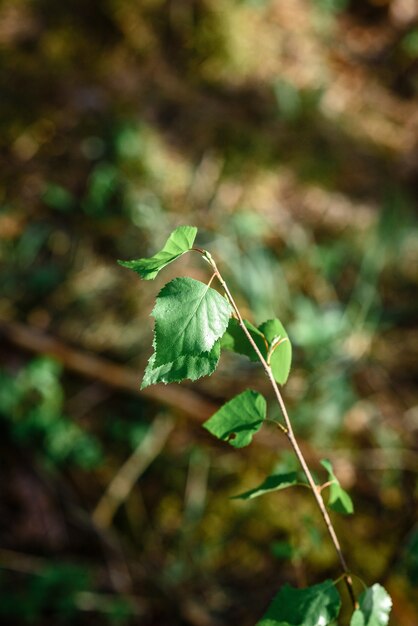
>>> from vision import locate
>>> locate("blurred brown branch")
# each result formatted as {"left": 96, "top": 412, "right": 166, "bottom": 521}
{"left": 1, "top": 320, "right": 417, "bottom": 475}
{"left": 0, "top": 320, "right": 217, "bottom": 421}
{"left": 93, "top": 413, "right": 174, "bottom": 529}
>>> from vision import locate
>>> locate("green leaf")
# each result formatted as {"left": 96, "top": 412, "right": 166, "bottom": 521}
{"left": 118, "top": 225, "right": 197, "bottom": 280}
{"left": 221, "top": 318, "right": 267, "bottom": 362}
{"left": 256, "top": 580, "right": 341, "bottom": 626}
{"left": 320, "top": 459, "right": 354, "bottom": 515}
{"left": 153, "top": 277, "right": 232, "bottom": 366}
{"left": 141, "top": 341, "right": 220, "bottom": 388}
{"left": 232, "top": 472, "right": 303, "bottom": 500}
{"left": 259, "top": 318, "right": 292, "bottom": 385}
{"left": 203, "top": 389, "right": 266, "bottom": 448}
{"left": 350, "top": 584, "right": 392, "bottom": 626}
{"left": 329, "top": 483, "right": 353, "bottom": 515}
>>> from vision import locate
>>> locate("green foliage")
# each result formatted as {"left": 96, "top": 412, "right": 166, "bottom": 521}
{"left": 2, "top": 0, "right": 414, "bottom": 617}
{"left": 203, "top": 389, "right": 266, "bottom": 448}
{"left": 118, "top": 227, "right": 292, "bottom": 393}
{"left": 142, "top": 340, "right": 221, "bottom": 388}
{"left": 256, "top": 580, "right": 341, "bottom": 626}
{"left": 44, "top": 161, "right": 124, "bottom": 219}
{"left": 222, "top": 317, "right": 292, "bottom": 384}
{"left": 0, "top": 358, "right": 102, "bottom": 469}
{"left": 320, "top": 459, "right": 354, "bottom": 515}
{"left": 350, "top": 584, "right": 392, "bottom": 626}
{"left": 221, "top": 317, "right": 266, "bottom": 362}
{"left": 271, "top": 540, "right": 295, "bottom": 561}
{"left": 122, "top": 225, "right": 394, "bottom": 622}
{"left": 43, "top": 183, "right": 75, "bottom": 212}
{"left": 152, "top": 277, "right": 232, "bottom": 365}
{"left": 0, "top": 564, "right": 134, "bottom": 625}
{"left": 259, "top": 318, "right": 292, "bottom": 385}
{"left": 118, "top": 225, "right": 197, "bottom": 280}
{"left": 82, "top": 162, "right": 120, "bottom": 216}
{"left": 314, "top": 0, "right": 348, "bottom": 14}
{"left": 0, "top": 564, "right": 89, "bottom": 623}
{"left": 401, "top": 28, "right": 418, "bottom": 57}
{"left": 273, "top": 79, "right": 302, "bottom": 122}
{"left": 233, "top": 471, "right": 304, "bottom": 500}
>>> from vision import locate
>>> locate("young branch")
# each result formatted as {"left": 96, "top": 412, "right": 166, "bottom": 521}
{"left": 207, "top": 255, "right": 357, "bottom": 609}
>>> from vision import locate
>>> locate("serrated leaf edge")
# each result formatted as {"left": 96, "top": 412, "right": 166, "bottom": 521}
{"left": 141, "top": 344, "right": 221, "bottom": 389}
{"left": 151, "top": 277, "right": 232, "bottom": 364}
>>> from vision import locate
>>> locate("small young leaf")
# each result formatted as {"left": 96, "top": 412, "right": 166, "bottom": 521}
{"left": 221, "top": 317, "right": 267, "bottom": 362}
{"left": 256, "top": 580, "right": 341, "bottom": 626}
{"left": 350, "top": 584, "right": 392, "bottom": 626}
{"left": 232, "top": 471, "right": 303, "bottom": 500}
{"left": 329, "top": 483, "right": 354, "bottom": 515}
{"left": 141, "top": 341, "right": 220, "bottom": 388}
{"left": 320, "top": 459, "right": 354, "bottom": 515}
{"left": 203, "top": 389, "right": 266, "bottom": 448}
{"left": 118, "top": 225, "right": 197, "bottom": 280}
{"left": 153, "top": 277, "right": 232, "bottom": 365}
{"left": 259, "top": 318, "right": 292, "bottom": 385}
{"left": 258, "top": 318, "right": 288, "bottom": 344}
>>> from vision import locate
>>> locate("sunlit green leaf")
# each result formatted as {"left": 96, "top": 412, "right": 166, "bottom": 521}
{"left": 221, "top": 317, "right": 292, "bottom": 385}
{"left": 153, "top": 277, "right": 232, "bottom": 365}
{"left": 118, "top": 225, "right": 197, "bottom": 280}
{"left": 203, "top": 389, "right": 266, "bottom": 448}
{"left": 221, "top": 317, "right": 267, "bottom": 362}
{"left": 141, "top": 341, "right": 220, "bottom": 388}
{"left": 350, "top": 584, "right": 392, "bottom": 626}
{"left": 320, "top": 459, "right": 354, "bottom": 515}
{"left": 259, "top": 318, "right": 292, "bottom": 385}
{"left": 329, "top": 483, "right": 353, "bottom": 515}
{"left": 232, "top": 471, "right": 303, "bottom": 500}
{"left": 256, "top": 580, "right": 341, "bottom": 626}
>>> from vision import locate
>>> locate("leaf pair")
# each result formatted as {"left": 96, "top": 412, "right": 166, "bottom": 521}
{"left": 119, "top": 226, "right": 394, "bottom": 626}
{"left": 119, "top": 225, "right": 292, "bottom": 389}
{"left": 222, "top": 317, "right": 292, "bottom": 385}
{"left": 256, "top": 581, "right": 391, "bottom": 626}
{"left": 231, "top": 458, "right": 353, "bottom": 516}
{"left": 118, "top": 226, "right": 232, "bottom": 387}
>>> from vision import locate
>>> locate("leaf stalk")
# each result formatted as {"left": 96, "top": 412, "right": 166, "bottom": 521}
{"left": 207, "top": 253, "right": 358, "bottom": 609}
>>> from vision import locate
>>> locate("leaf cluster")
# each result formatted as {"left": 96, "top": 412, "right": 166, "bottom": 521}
{"left": 256, "top": 582, "right": 391, "bottom": 626}
{"left": 119, "top": 226, "right": 393, "bottom": 626}
{"left": 119, "top": 226, "right": 292, "bottom": 390}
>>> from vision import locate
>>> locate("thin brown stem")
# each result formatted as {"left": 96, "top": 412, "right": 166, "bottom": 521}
{"left": 209, "top": 258, "right": 358, "bottom": 609}
{"left": 207, "top": 272, "right": 217, "bottom": 288}
{"left": 319, "top": 480, "right": 336, "bottom": 493}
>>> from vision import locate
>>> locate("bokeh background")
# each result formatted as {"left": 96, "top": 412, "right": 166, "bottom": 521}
{"left": 1, "top": 0, "right": 418, "bottom": 624}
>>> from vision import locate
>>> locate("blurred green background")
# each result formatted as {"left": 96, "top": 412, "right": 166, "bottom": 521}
{"left": 0, "top": 0, "right": 417, "bottom": 624}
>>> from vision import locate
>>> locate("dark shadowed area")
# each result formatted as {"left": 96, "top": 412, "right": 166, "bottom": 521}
{"left": 0, "top": 0, "right": 417, "bottom": 624}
